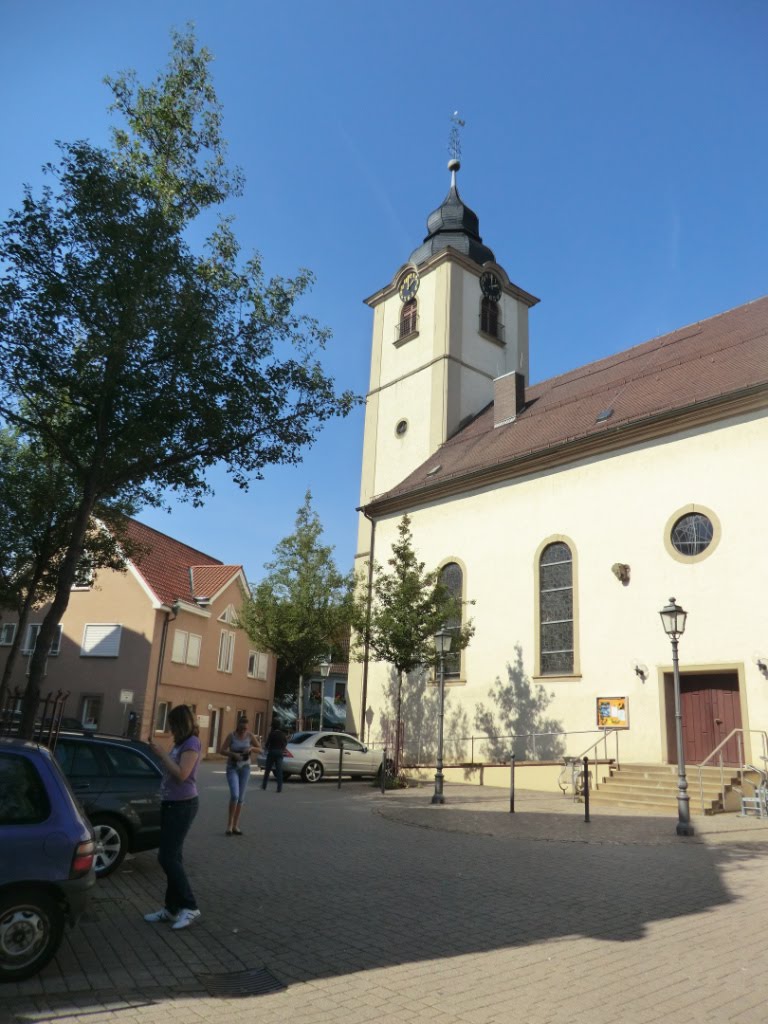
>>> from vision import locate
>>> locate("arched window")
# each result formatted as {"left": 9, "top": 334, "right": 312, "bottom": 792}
{"left": 439, "top": 561, "right": 463, "bottom": 679}
{"left": 480, "top": 297, "right": 500, "bottom": 338}
{"left": 399, "top": 299, "right": 418, "bottom": 340}
{"left": 539, "top": 542, "right": 574, "bottom": 675}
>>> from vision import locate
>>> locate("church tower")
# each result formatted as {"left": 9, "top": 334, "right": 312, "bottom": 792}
{"left": 357, "top": 158, "right": 539, "bottom": 514}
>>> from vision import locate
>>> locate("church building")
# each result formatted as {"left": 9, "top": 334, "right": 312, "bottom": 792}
{"left": 346, "top": 157, "right": 768, "bottom": 778}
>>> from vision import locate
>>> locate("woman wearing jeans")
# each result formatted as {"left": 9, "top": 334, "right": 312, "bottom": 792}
{"left": 145, "top": 705, "right": 202, "bottom": 931}
{"left": 220, "top": 714, "right": 261, "bottom": 835}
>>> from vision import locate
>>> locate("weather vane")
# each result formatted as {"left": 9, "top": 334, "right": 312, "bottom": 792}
{"left": 448, "top": 111, "right": 465, "bottom": 165}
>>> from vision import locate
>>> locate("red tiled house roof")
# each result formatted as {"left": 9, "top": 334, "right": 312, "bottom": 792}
{"left": 124, "top": 519, "right": 243, "bottom": 608}
{"left": 367, "top": 295, "right": 768, "bottom": 512}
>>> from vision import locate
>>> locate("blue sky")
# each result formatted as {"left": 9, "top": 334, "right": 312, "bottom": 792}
{"left": 2, "top": 1, "right": 766, "bottom": 583}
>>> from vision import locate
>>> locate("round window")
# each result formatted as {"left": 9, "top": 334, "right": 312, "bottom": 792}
{"left": 395, "top": 419, "right": 408, "bottom": 438}
{"left": 670, "top": 512, "right": 714, "bottom": 557}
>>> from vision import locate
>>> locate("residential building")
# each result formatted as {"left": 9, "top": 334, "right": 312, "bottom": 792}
{"left": 0, "top": 519, "right": 275, "bottom": 752}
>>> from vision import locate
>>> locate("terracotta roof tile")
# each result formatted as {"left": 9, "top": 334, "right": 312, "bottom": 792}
{"left": 124, "top": 519, "right": 243, "bottom": 608}
{"left": 372, "top": 295, "right": 768, "bottom": 507}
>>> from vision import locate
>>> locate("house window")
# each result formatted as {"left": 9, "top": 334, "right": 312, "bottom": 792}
{"left": 0, "top": 623, "right": 16, "bottom": 646}
{"left": 71, "top": 557, "right": 94, "bottom": 590}
{"left": 171, "top": 630, "right": 202, "bottom": 666}
{"left": 247, "top": 650, "right": 269, "bottom": 679}
{"left": 22, "top": 624, "right": 62, "bottom": 656}
{"left": 218, "top": 630, "right": 235, "bottom": 673}
{"left": 253, "top": 711, "right": 265, "bottom": 738}
{"left": 81, "top": 624, "right": 122, "bottom": 658}
{"left": 539, "top": 542, "right": 574, "bottom": 675}
{"left": 81, "top": 695, "right": 103, "bottom": 729}
{"left": 155, "top": 701, "right": 170, "bottom": 732}
{"left": 439, "top": 561, "right": 463, "bottom": 680}
{"left": 217, "top": 604, "right": 237, "bottom": 625}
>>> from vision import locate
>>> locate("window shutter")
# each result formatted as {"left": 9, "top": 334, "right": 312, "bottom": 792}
{"left": 81, "top": 624, "right": 122, "bottom": 657}
{"left": 171, "top": 630, "right": 187, "bottom": 663}
{"left": 187, "top": 634, "right": 202, "bottom": 667}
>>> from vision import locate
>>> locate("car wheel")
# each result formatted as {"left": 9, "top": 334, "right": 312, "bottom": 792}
{"left": 0, "top": 888, "right": 64, "bottom": 982}
{"left": 301, "top": 760, "right": 324, "bottom": 784}
{"left": 91, "top": 817, "right": 128, "bottom": 877}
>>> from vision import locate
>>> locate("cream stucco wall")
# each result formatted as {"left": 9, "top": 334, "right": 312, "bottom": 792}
{"left": 349, "top": 408, "right": 768, "bottom": 766}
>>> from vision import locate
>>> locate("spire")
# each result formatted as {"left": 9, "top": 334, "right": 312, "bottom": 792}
{"left": 409, "top": 145, "right": 495, "bottom": 267}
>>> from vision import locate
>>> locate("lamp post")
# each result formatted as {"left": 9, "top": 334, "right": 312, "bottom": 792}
{"left": 318, "top": 656, "right": 331, "bottom": 731}
{"left": 659, "top": 597, "right": 694, "bottom": 837}
{"left": 431, "top": 626, "right": 453, "bottom": 805}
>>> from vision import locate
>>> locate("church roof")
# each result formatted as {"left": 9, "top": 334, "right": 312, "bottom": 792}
{"left": 409, "top": 163, "right": 495, "bottom": 267}
{"left": 367, "top": 295, "right": 768, "bottom": 511}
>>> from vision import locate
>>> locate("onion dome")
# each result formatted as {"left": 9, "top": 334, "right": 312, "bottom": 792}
{"left": 409, "top": 159, "right": 495, "bottom": 267}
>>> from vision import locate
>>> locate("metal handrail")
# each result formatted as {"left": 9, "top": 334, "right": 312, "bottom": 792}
{"left": 696, "top": 729, "right": 768, "bottom": 814}
{"left": 571, "top": 729, "right": 620, "bottom": 790}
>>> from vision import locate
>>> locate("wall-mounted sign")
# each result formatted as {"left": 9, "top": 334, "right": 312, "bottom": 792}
{"left": 197, "top": 714, "right": 210, "bottom": 728}
{"left": 119, "top": 689, "right": 134, "bottom": 704}
{"left": 596, "top": 697, "right": 629, "bottom": 728}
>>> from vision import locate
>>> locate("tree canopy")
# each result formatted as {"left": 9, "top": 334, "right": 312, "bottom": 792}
{"left": 0, "top": 28, "right": 356, "bottom": 733}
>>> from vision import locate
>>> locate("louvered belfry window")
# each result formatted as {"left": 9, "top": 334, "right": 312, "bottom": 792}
{"left": 400, "top": 299, "right": 417, "bottom": 338}
{"left": 539, "top": 543, "right": 574, "bottom": 675}
{"left": 480, "top": 297, "right": 500, "bottom": 337}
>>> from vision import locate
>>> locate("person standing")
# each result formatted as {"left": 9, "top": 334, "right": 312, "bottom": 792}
{"left": 220, "top": 714, "right": 261, "bottom": 835}
{"left": 145, "top": 705, "right": 202, "bottom": 930}
{"left": 261, "top": 721, "right": 288, "bottom": 793}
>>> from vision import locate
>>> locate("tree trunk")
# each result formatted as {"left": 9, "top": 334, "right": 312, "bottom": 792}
{"left": 297, "top": 672, "right": 304, "bottom": 731}
{"left": 394, "top": 670, "right": 404, "bottom": 772}
{"left": 20, "top": 491, "right": 96, "bottom": 737}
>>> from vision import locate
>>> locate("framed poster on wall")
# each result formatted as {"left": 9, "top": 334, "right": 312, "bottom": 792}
{"left": 596, "top": 697, "right": 629, "bottom": 728}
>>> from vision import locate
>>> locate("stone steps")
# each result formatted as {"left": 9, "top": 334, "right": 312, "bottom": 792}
{"left": 590, "top": 762, "right": 744, "bottom": 815}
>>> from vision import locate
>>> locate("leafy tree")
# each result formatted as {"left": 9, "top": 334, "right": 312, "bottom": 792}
{"left": 0, "top": 430, "right": 138, "bottom": 705}
{"left": 474, "top": 644, "right": 566, "bottom": 761}
{"left": 238, "top": 492, "right": 355, "bottom": 728}
{"left": 354, "top": 515, "right": 474, "bottom": 768}
{"left": 0, "top": 29, "right": 356, "bottom": 736}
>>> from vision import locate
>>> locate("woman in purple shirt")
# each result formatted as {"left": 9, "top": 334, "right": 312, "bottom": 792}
{"left": 145, "top": 705, "right": 202, "bottom": 930}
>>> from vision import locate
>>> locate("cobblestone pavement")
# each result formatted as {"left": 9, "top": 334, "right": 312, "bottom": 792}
{"left": 3, "top": 764, "right": 768, "bottom": 1024}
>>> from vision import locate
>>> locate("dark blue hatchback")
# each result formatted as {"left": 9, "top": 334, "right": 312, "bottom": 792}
{"left": 0, "top": 738, "right": 96, "bottom": 982}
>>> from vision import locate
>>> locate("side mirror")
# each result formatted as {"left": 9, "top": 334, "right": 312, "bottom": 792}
{"left": 362, "top": 745, "right": 368, "bottom": 753}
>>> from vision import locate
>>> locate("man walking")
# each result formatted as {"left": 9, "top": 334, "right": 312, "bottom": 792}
{"left": 261, "top": 721, "right": 288, "bottom": 793}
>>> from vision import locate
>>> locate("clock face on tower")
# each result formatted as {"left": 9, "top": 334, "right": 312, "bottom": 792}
{"left": 480, "top": 271, "right": 502, "bottom": 303}
{"left": 398, "top": 271, "right": 419, "bottom": 302}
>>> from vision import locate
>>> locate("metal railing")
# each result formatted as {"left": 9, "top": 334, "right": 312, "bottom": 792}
{"left": 696, "top": 729, "right": 768, "bottom": 815}
{"left": 394, "top": 314, "right": 419, "bottom": 342}
{"left": 409, "top": 728, "right": 618, "bottom": 771}
{"left": 479, "top": 312, "right": 505, "bottom": 341}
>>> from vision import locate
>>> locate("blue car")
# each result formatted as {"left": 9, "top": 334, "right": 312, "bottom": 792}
{"left": 0, "top": 738, "right": 96, "bottom": 982}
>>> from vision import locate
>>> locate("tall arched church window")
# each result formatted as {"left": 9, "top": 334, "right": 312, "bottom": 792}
{"left": 539, "top": 542, "right": 574, "bottom": 675}
{"left": 399, "top": 299, "right": 418, "bottom": 340}
{"left": 439, "top": 561, "right": 463, "bottom": 679}
{"left": 480, "top": 297, "right": 500, "bottom": 338}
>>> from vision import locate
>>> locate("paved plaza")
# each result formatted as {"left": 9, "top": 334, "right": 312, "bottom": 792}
{"left": 3, "top": 763, "right": 768, "bottom": 1024}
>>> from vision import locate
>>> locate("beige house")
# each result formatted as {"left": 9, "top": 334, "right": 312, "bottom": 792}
{"left": 0, "top": 519, "right": 275, "bottom": 751}
{"left": 347, "top": 160, "right": 768, "bottom": 776}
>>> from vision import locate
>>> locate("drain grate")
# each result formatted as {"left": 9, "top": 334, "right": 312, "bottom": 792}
{"left": 196, "top": 967, "right": 287, "bottom": 998}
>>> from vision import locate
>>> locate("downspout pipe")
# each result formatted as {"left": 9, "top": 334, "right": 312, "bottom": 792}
{"left": 358, "top": 507, "right": 376, "bottom": 741}
{"left": 148, "top": 599, "right": 180, "bottom": 740}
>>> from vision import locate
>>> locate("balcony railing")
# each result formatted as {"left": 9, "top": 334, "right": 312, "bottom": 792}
{"left": 394, "top": 314, "right": 419, "bottom": 343}
{"left": 479, "top": 312, "right": 505, "bottom": 342}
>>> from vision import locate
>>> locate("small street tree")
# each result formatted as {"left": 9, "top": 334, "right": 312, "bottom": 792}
{"left": 353, "top": 515, "right": 474, "bottom": 769}
{"left": 0, "top": 30, "right": 356, "bottom": 736}
{"left": 238, "top": 492, "right": 355, "bottom": 729}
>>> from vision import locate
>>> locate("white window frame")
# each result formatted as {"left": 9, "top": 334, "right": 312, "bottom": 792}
{"left": 155, "top": 701, "right": 170, "bottom": 733}
{"left": 218, "top": 630, "right": 235, "bottom": 673}
{"left": 171, "top": 629, "right": 202, "bottom": 667}
{"left": 22, "top": 623, "right": 62, "bottom": 656}
{"left": 0, "top": 623, "right": 16, "bottom": 646}
{"left": 80, "top": 624, "right": 122, "bottom": 658}
{"left": 247, "top": 650, "right": 269, "bottom": 679}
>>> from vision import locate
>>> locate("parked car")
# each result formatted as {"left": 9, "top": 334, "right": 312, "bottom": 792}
{"left": 257, "top": 731, "right": 385, "bottom": 783}
{"left": 0, "top": 738, "right": 96, "bottom": 982}
{"left": 53, "top": 733, "right": 163, "bottom": 878}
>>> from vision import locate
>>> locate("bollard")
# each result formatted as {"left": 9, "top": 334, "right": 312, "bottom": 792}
{"left": 509, "top": 754, "right": 515, "bottom": 813}
{"left": 338, "top": 744, "right": 343, "bottom": 789}
{"left": 583, "top": 755, "right": 590, "bottom": 823}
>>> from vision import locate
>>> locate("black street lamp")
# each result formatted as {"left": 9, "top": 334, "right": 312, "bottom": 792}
{"left": 318, "top": 656, "right": 331, "bottom": 730}
{"left": 431, "top": 626, "right": 453, "bottom": 805}
{"left": 659, "top": 597, "right": 694, "bottom": 837}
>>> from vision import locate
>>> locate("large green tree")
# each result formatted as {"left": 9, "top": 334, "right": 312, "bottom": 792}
{"left": 0, "top": 29, "right": 355, "bottom": 735}
{"left": 354, "top": 516, "right": 474, "bottom": 767}
{"left": 238, "top": 492, "right": 355, "bottom": 728}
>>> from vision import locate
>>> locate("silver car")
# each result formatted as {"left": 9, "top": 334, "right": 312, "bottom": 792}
{"left": 258, "top": 731, "right": 385, "bottom": 784}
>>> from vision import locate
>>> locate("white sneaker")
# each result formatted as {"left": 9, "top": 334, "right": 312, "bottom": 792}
{"left": 144, "top": 908, "right": 178, "bottom": 923}
{"left": 171, "top": 908, "right": 201, "bottom": 930}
